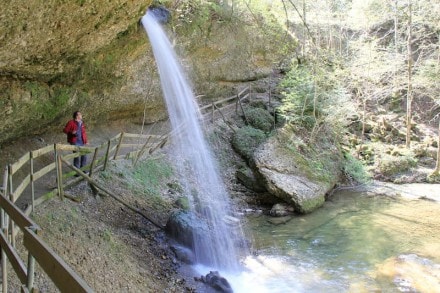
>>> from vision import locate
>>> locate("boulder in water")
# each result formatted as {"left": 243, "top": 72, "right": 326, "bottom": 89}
{"left": 269, "top": 203, "right": 294, "bottom": 217}
{"left": 194, "top": 271, "right": 233, "bottom": 293}
{"left": 254, "top": 132, "right": 341, "bottom": 213}
{"left": 165, "top": 210, "right": 209, "bottom": 249}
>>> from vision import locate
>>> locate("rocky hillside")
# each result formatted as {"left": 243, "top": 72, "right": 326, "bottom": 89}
{"left": 0, "top": 0, "right": 293, "bottom": 144}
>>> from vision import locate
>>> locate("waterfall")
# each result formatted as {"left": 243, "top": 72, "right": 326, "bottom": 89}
{"left": 141, "top": 9, "right": 247, "bottom": 272}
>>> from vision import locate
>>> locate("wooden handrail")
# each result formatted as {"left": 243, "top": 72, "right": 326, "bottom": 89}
{"left": 0, "top": 87, "right": 248, "bottom": 291}
{"left": 10, "top": 152, "right": 30, "bottom": 176}
{"left": 24, "top": 227, "right": 94, "bottom": 292}
{"left": 0, "top": 194, "right": 40, "bottom": 233}
{"left": 0, "top": 131, "right": 166, "bottom": 291}
{"left": 0, "top": 229, "right": 27, "bottom": 283}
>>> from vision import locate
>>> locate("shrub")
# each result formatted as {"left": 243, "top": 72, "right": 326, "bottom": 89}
{"left": 245, "top": 107, "right": 274, "bottom": 133}
{"left": 231, "top": 126, "right": 267, "bottom": 161}
{"left": 377, "top": 153, "right": 418, "bottom": 176}
{"left": 343, "top": 152, "right": 371, "bottom": 184}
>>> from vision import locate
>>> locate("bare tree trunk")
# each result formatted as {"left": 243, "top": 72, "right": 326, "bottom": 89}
{"left": 362, "top": 92, "right": 366, "bottom": 141}
{"left": 435, "top": 119, "right": 440, "bottom": 173}
{"left": 393, "top": 0, "right": 399, "bottom": 94}
{"left": 405, "top": 0, "right": 413, "bottom": 148}
{"left": 435, "top": 46, "right": 440, "bottom": 174}
{"left": 302, "top": 0, "right": 306, "bottom": 56}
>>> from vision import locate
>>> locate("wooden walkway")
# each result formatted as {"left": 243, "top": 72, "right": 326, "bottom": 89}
{"left": 0, "top": 86, "right": 253, "bottom": 292}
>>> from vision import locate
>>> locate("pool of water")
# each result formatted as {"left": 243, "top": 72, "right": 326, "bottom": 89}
{"left": 237, "top": 190, "right": 440, "bottom": 292}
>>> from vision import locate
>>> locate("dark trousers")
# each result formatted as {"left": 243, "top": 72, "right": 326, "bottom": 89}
{"left": 72, "top": 143, "right": 87, "bottom": 169}
{"left": 73, "top": 154, "right": 87, "bottom": 169}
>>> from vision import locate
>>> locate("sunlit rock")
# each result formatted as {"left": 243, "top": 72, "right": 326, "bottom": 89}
{"left": 373, "top": 254, "right": 440, "bottom": 292}
{"left": 254, "top": 132, "right": 341, "bottom": 214}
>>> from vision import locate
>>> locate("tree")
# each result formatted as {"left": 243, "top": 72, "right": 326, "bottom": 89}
{"left": 405, "top": 0, "right": 413, "bottom": 148}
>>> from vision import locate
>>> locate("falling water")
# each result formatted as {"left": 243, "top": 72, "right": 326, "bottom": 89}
{"left": 142, "top": 9, "right": 247, "bottom": 272}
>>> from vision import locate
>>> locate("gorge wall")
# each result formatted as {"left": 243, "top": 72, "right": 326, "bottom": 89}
{"left": 0, "top": 0, "right": 293, "bottom": 144}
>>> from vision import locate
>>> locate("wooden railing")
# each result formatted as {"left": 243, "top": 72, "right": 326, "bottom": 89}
{"left": 200, "top": 85, "right": 252, "bottom": 123}
{"left": 0, "top": 131, "right": 167, "bottom": 292}
{"left": 0, "top": 85, "right": 254, "bottom": 292}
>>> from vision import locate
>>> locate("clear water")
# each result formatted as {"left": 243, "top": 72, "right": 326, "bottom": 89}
{"left": 238, "top": 191, "right": 440, "bottom": 292}
{"left": 142, "top": 10, "right": 247, "bottom": 271}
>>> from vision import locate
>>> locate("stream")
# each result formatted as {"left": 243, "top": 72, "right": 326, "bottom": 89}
{"left": 224, "top": 189, "right": 440, "bottom": 292}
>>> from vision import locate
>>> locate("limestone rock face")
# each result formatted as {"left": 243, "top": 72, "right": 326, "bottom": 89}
{"left": 0, "top": 1, "right": 292, "bottom": 144}
{"left": 254, "top": 133, "right": 341, "bottom": 213}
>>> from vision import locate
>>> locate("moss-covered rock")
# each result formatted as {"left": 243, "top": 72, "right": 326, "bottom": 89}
{"left": 235, "top": 165, "right": 266, "bottom": 193}
{"left": 231, "top": 126, "right": 267, "bottom": 162}
{"left": 254, "top": 127, "right": 343, "bottom": 214}
{"left": 245, "top": 107, "right": 274, "bottom": 133}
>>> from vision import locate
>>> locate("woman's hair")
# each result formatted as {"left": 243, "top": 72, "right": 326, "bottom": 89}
{"left": 73, "top": 111, "right": 80, "bottom": 119}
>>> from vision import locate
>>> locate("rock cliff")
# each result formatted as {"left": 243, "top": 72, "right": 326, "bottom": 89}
{"left": 0, "top": 1, "right": 292, "bottom": 144}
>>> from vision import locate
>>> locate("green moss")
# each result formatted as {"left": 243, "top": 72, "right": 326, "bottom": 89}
{"left": 281, "top": 128, "right": 342, "bottom": 185}
{"left": 297, "top": 196, "right": 325, "bottom": 214}
{"left": 47, "top": 88, "right": 70, "bottom": 119}
{"left": 245, "top": 107, "right": 274, "bottom": 133}
{"left": 99, "top": 159, "right": 174, "bottom": 213}
{"left": 175, "top": 196, "right": 190, "bottom": 211}
{"left": 231, "top": 126, "right": 267, "bottom": 161}
{"left": 24, "top": 81, "right": 47, "bottom": 99}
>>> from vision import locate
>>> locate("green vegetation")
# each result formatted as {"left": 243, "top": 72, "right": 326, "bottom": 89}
{"left": 24, "top": 81, "right": 71, "bottom": 120}
{"left": 231, "top": 126, "right": 267, "bottom": 161}
{"left": 281, "top": 128, "right": 342, "bottom": 184}
{"left": 278, "top": 63, "right": 353, "bottom": 135}
{"left": 377, "top": 153, "right": 418, "bottom": 177}
{"left": 36, "top": 86, "right": 71, "bottom": 120}
{"left": 244, "top": 107, "right": 274, "bottom": 133}
{"left": 278, "top": 65, "right": 318, "bottom": 129}
{"left": 132, "top": 158, "right": 173, "bottom": 197}
{"left": 272, "top": 60, "right": 352, "bottom": 183}
{"left": 343, "top": 152, "right": 371, "bottom": 184}
{"left": 99, "top": 159, "right": 174, "bottom": 211}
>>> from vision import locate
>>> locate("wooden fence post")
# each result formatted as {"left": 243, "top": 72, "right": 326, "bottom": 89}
{"left": 1, "top": 166, "right": 8, "bottom": 293}
{"left": 54, "top": 144, "right": 61, "bottom": 198}
{"left": 56, "top": 154, "right": 64, "bottom": 200}
{"left": 238, "top": 96, "right": 249, "bottom": 124}
{"left": 89, "top": 147, "right": 99, "bottom": 177}
{"left": 7, "top": 164, "right": 16, "bottom": 247}
{"left": 1, "top": 248, "right": 6, "bottom": 293}
{"left": 211, "top": 102, "right": 214, "bottom": 122}
{"left": 30, "top": 152, "right": 35, "bottom": 214}
{"left": 103, "top": 140, "right": 111, "bottom": 171}
{"left": 26, "top": 253, "right": 35, "bottom": 291}
{"left": 113, "top": 133, "right": 124, "bottom": 160}
{"left": 235, "top": 94, "right": 239, "bottom": 114}
{"left": 133, "top": 135, "right": 153, "bottom": 167}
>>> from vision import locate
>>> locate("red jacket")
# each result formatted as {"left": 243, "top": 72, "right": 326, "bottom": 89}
{"left": 63, "top": 120, "right": 88, "bottom": 145}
